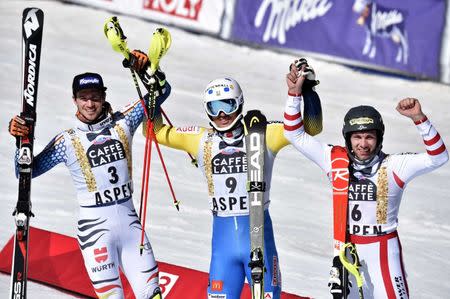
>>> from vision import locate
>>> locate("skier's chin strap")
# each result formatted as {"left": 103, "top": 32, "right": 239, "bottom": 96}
{"left": 350, "top": 151, "right": 386, "bottom": 179}
{"left": 209, "top": 113, "right": 243, "bottom": 133}
{"left": 216, "top": 122, "right": 244, "bottom": 147}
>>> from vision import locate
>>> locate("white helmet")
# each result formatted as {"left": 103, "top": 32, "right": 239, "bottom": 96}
{"left": 203, "top": 78, "right": 244, "bottom": 132}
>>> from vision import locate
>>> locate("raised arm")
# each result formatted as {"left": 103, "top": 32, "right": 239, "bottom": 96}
{"left": 284, "top": 59, "right": 332, "bottom": 173}
{"left": 392, "top": 98, "right": 448, "bottom": 183}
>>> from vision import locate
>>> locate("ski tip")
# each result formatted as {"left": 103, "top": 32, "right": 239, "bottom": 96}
{"left": 23, "top": 7, "right": 44, "bottom": 16}
{"left": 156, "top": 28, "right": 172, "bottom": 53}
{"left": 104, "top": 16, "right": 130, "bottom": 59}
{"left": 103, "top": 16, "right": 117, "bottom": 38}
{"left": 148, "top": 27, "right": 172, "bottom": 72}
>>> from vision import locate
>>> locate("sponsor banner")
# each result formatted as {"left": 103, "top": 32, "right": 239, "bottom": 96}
{"left": 68, "top": 0, "right": 225, "bottom": 34}
{"left": 231, "top": 0, "right": 446, "bottom": 79}
{"left": 0, "top": 227, "right": 309, "bottom": 299}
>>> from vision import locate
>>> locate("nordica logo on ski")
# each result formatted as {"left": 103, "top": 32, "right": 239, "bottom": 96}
{"left": 23, "top": 43, "right": 38, "bottom": 107}
{"left": 23, "top": 9, "right": 41, "bottom": 38}
{"left": 23, "top": 9, "right": 41, "bottom": 107}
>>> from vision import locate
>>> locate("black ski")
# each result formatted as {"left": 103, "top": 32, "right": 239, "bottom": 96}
{"left": 10, "top": 7, "right": 44, "bottom": 299}
{"left": 243, "top": 110, "right": 267, "bottom": 299}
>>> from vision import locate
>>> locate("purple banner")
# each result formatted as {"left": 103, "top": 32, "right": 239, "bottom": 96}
{"left": 231, "top": 0, "right": 446, "bottom": 79}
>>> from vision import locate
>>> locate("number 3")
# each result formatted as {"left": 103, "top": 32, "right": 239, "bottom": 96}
{"left": 108, "top": 166, "right": 119, "bottom": 184}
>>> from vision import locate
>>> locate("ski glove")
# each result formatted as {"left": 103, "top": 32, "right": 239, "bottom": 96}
{"left": 328, "top": 255, "right": 351, "bottom": 299}
{"left": 129, "top": 49, "right": 150, "bottom": 73}
{"left": 139, "top": 67, "right": 166, "bottom": 97}
{"left": 290, "top": 58, "right": 323, "bottom": 136}
{"left": 122, "top": 49, "right": 166, "bottom": 96}
{"left": 143, "top": 81, "right": 171, "bottom": 120}
{"left": 9, "top": 115, "right": 29, "bottom": 148}
{"left": 292, "top": 58, "right": 320, "bottom": 91}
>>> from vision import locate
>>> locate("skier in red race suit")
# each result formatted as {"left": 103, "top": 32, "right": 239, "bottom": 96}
{"left": 283, "top": 59, "right": 448, "bottom": 298}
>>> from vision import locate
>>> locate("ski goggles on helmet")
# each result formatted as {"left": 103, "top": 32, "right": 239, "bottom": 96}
{"left": 205, "top": 98, "right": 239, "bottom": 117}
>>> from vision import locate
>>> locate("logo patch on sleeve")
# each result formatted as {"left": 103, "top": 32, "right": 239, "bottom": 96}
{"left": 176, "top": 126, "right": 200, "bottom": 134}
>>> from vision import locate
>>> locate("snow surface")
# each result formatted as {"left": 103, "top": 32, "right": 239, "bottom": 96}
{"left": 1, "top": 1, "right": 450, "bottom": 298}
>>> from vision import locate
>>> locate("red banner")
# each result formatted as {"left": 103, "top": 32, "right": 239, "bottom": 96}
{"left": 143, "top": 0, "right": 203, "bottom": 21}
{"left": 0, "top": 227, "right": 308, "bottom": 298}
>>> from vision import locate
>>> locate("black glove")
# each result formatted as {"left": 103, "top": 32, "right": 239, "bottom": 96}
{"left": 139, "top": 67, "right": 166, "bottom": 97}
{"left": 291, "top": 58, "right": 323, "bottom": 135}
{"left": 328, "top": 255, "right": 351, "bottom": 299}
{"left": 293, "top": 58, "right": 320, "bottom": 91}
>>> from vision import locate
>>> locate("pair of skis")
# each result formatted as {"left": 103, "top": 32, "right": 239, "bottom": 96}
{"left": 10, "top": 7, "right": 44, "bottom": 299}
{"left": 244, "top": 110, "right": 267, "bottom": 299}
{"left": 104, "top": 16, "right": 180, "bottom": 254}
{"left": 331, "top": 146, "right": 364, "bottom": 299}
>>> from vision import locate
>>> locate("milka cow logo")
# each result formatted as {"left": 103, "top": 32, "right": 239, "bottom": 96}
{"left": 353, "top": 0, "right": 408, "bottom": 64}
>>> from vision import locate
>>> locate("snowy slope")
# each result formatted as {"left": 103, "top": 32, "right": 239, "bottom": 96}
{"left": 1, "top": 1, "right": 450, "bottom": 298}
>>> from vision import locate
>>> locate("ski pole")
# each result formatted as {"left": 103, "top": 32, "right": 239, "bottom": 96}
{"left": 127, "top": 67, "right": 151, "bottom": 223}
{"left": 143, "top": 75, "right": 180, "bottom": 211}
{"left": 128, "top": 68, "right": 180, "bottom": 227}
{"left": 340, "top": 242, "right": 364, "bottom": 299}
{"left": 140, "top": 119, "right": 154, "bottom": 255}
{"left": 149, "top": 128, "right": 180, "bottom": 210}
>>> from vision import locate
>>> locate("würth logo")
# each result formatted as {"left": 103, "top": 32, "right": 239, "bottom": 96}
{"left": 24, "top": 9, "right": 40, "bottom": 38}
{"left": 94, "top": 247, "right": 108, "bottom": 263}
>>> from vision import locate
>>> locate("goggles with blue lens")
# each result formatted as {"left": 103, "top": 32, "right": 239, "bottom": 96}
{"left": 205, "top": 98, "right": 239, "bottom": 117}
